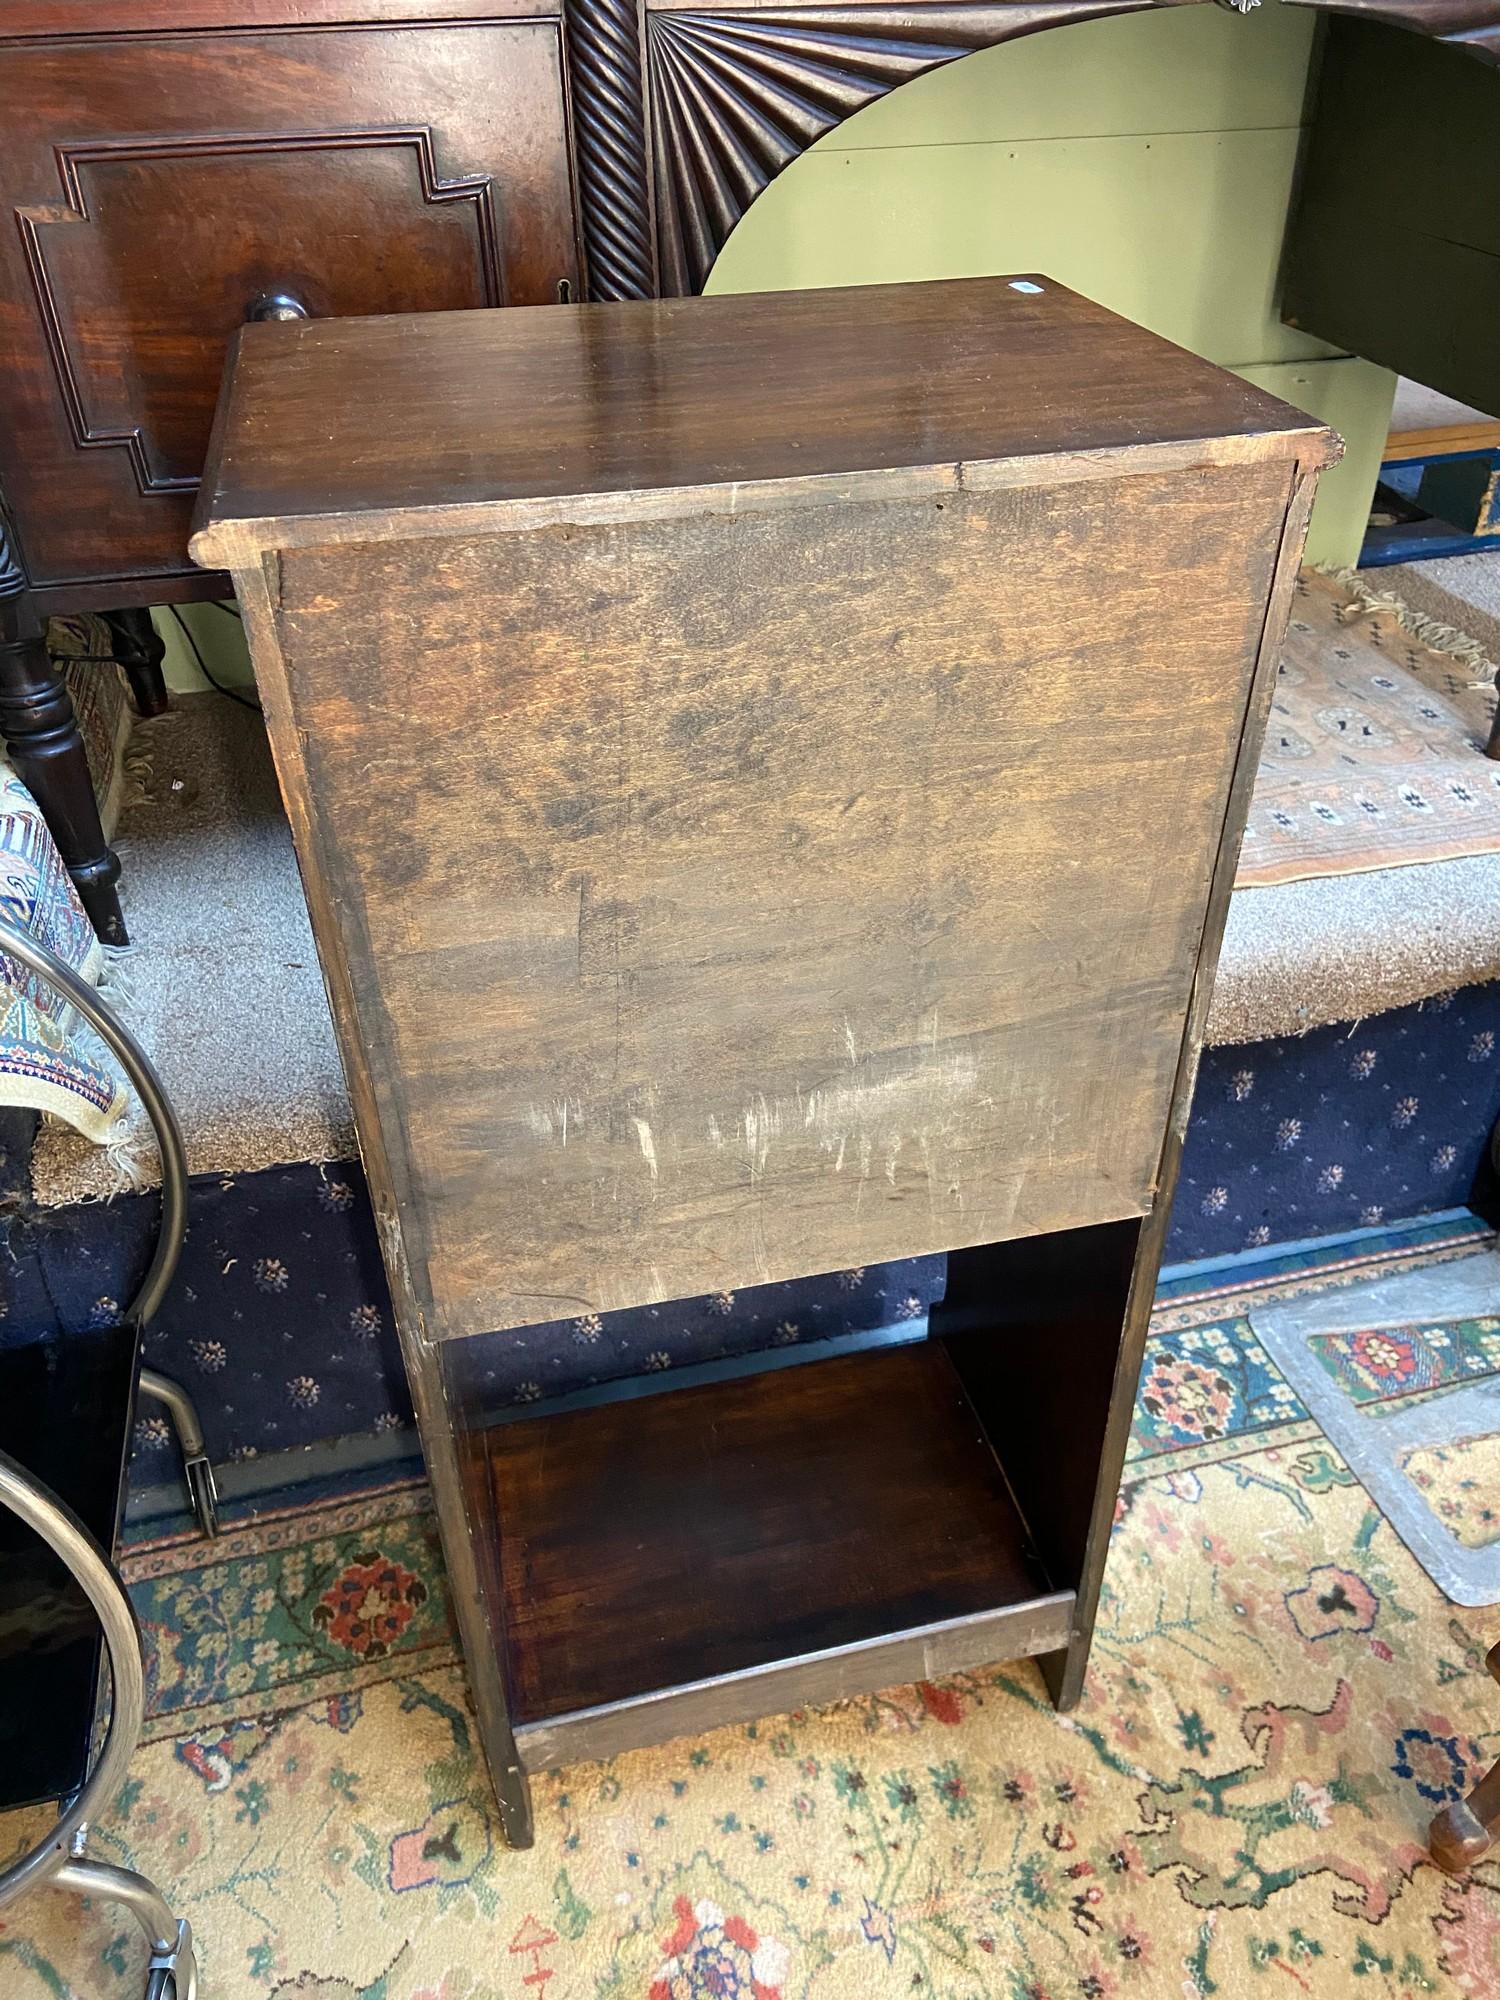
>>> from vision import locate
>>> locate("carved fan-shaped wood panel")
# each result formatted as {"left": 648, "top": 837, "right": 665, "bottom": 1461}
{"left": 1283, "top": 1, "right": 1500, "bottom": 63}
{"left": 564, "top": 0, "right": 1500, "bottom": 301}
{"left": 648, "top": 2, "right": 1144, "bottom": 296}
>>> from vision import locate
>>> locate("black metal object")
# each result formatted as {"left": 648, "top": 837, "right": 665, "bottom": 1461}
{"left": 139, "top": 1368, "right": 220, "bottom": 1539}
{"left": 0, "top": 912, "right": 198, "bottom": 1801}
{"left": 0, "top": 1319, "right": 139, "bottom": 1808}
{"left": 0, "top": 1448, "right": 198, "bottom": 1997}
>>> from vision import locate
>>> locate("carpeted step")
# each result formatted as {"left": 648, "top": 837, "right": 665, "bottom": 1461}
{"left": 25, "top": 561, "right": 1500, "bottom": 1204}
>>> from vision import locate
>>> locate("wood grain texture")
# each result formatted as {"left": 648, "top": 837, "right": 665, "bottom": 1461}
{"left": 923, "top": 456, "right": 1318, "bottom": 1725}
{"left": 202, "top": 276, "right": 1335, "bottom": 1828}
{"left": 488, "top": 1340, "right": 1055, "bottom": 1723}
{"left": 196, "top": 278, "right": 1334, "bottom": 1338}
{"left": 0, "top": 22, "right": 579, "bottom": 597}
{"left": 1038, "top": 453, "right": 1323, "bottom": 1710}
{"left": 272, "top": 463, "right": 1286, "bottom": 1333}
{"left": 190, "top": 275, "right": 1334, "bottom": 561}
{"left": 231, "top": 556, "right": 536, "bottom": 1845}
{"left": 0, "top": 2, "right": 562, "bottom": 32}
{"left": 934, "top": 1217, "right": 1144, "bottom": 1600}
{"left": 565, "top": 0, "right": 657, "bottom": 300}
{"left": 1386, "top": 423, "right": 1500, "bottom": 462}
{"left": 512, "top": 1587, "right": 1075, "bottom": 1768}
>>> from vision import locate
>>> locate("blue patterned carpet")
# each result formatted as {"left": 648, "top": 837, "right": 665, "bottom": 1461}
{"left": 1, "top": 982, "right": 1497, "bottom": 1471}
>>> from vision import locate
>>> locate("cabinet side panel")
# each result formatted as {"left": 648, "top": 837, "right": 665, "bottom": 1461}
{"left": 270, "top": 461, "right": 1290, "bottom": 1336}
{"left": 1282, "top": 21, "right": 1500, "bottom": 416}
{"left": 939, "top": 459, "right": 1317, "bottom": 1710}
{"left": 233, "top": 555, "right": 535, "bottom": 1841}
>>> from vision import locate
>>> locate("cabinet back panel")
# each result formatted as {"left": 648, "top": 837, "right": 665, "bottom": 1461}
{"left": 273, "top": 460, "right": 1289, "bottom": 1334}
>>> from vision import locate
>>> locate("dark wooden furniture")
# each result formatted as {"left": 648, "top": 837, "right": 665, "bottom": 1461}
{"left": 0, "top": 0, "right": 583, "bottom": 943}
{"left": 1431, "top": 1639, "right": 1500, "bottom": 1871}
{"left": 191, "top": 273, "right": 1335, "bottom": 1846}
{"left": 0, "top": 0, "right": 1489, "bottom": 944}
{"left": 1282, "top": 12, "right": 1500, "bottom": 419}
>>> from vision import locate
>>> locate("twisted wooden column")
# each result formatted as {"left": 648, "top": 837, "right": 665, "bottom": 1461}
{"left": 571, "top": 0, "right": 1500, "bottom": 305}
{"left": 565, "top": 0, "right": 657, "bottom": 298}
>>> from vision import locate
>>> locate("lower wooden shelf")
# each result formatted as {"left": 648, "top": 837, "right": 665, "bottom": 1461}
{"left": 485, "top": 1340, "right": 1074, "bottom": 1768}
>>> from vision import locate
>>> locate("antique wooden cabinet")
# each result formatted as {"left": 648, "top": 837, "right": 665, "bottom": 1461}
{"left": 0, "top": 0, "right": 584, "bottom": 945}
{"left": 0, "top": 0, "right": 1492, "bottom": 946}
{"left": 192, "top": 274, "right": 1335, "bottom": 1845}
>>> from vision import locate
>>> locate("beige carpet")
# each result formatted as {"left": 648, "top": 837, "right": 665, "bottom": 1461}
{"left": 1386, "top": 552, "right": 1500, "bottom": 670}
{"left": 30, "top": 695, "right": 354, "bottom": 1204}
{"left": 1207, "top": 850, "right": 1500, "bottom": 1046}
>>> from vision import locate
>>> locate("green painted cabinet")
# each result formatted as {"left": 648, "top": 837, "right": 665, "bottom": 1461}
{"left": 1283, "top": 18, "right": 1500, "bottom": 423}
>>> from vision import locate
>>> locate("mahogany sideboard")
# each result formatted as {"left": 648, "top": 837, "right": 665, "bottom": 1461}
{"left": 192, "top": 274, "right": 1336, "bottom": 1845}
{"left": 0, "top": 0, "right": 1493, "bottom": 944}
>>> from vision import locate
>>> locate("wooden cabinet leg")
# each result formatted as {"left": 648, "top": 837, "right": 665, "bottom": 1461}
{"left": 103, "top": 608, "right": 170, "bottom": 719}
{"left": 933, "top": 1218, "right": 1144, "bottom": 1715}
{"left": 0, "top": 519, "right": 127, "bottom": 946}
{"left": 1430, "top": 1641, "right": 1500, "bottom": 1871}
{"left": 415, "top": 1339, "right": 534, "bottom": 1847}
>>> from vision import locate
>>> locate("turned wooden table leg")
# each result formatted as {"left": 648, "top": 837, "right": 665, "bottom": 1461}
{"left": 0, "top": 513, "right": 126, "bottom": 945}
{"left": 1431, "top": 1642, "right": 1500, "bottom": 1872}
{"left": 102, "top": 607, "right": 170, "bottom": 719}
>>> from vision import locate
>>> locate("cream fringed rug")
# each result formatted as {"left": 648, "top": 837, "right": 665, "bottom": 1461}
{"left": 1237, "top": 569, "right": 1500, "bottom": 889}
{"left": 4, "top": 1224, "right": 1500, "bottom": 1998}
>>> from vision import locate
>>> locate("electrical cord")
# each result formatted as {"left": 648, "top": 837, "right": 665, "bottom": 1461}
{"left": 167, "top": 603, "right": 260, "bottom": 712}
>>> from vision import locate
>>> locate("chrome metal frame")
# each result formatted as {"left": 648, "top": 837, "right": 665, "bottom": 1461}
{"left": 139, "top": 1368, "right": 219, "bottom": 1540}
{"left": 0, "top": 913, "right": 200, "bottom": 1996}
{"left": 0, "top": 1453, "right": 196, "bottom": 1997}
{"left": 0, "top": 915, "right": 187, "bottom": 1321}
{"left": 0, "top": 916, "right": 217, "bottom": 1534}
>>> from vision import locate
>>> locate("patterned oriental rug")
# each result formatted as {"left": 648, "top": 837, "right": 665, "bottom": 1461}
{"left": 1237, "top": 570, "right": 1500, "bottom": 889}
{"left": 5, "top": 1221, "right": 1500, "bottom": 2000}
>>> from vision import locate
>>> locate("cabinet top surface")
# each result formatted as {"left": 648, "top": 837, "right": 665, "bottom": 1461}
{"left": 191, "top": 276, "right": 1334, "bottom": 564}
